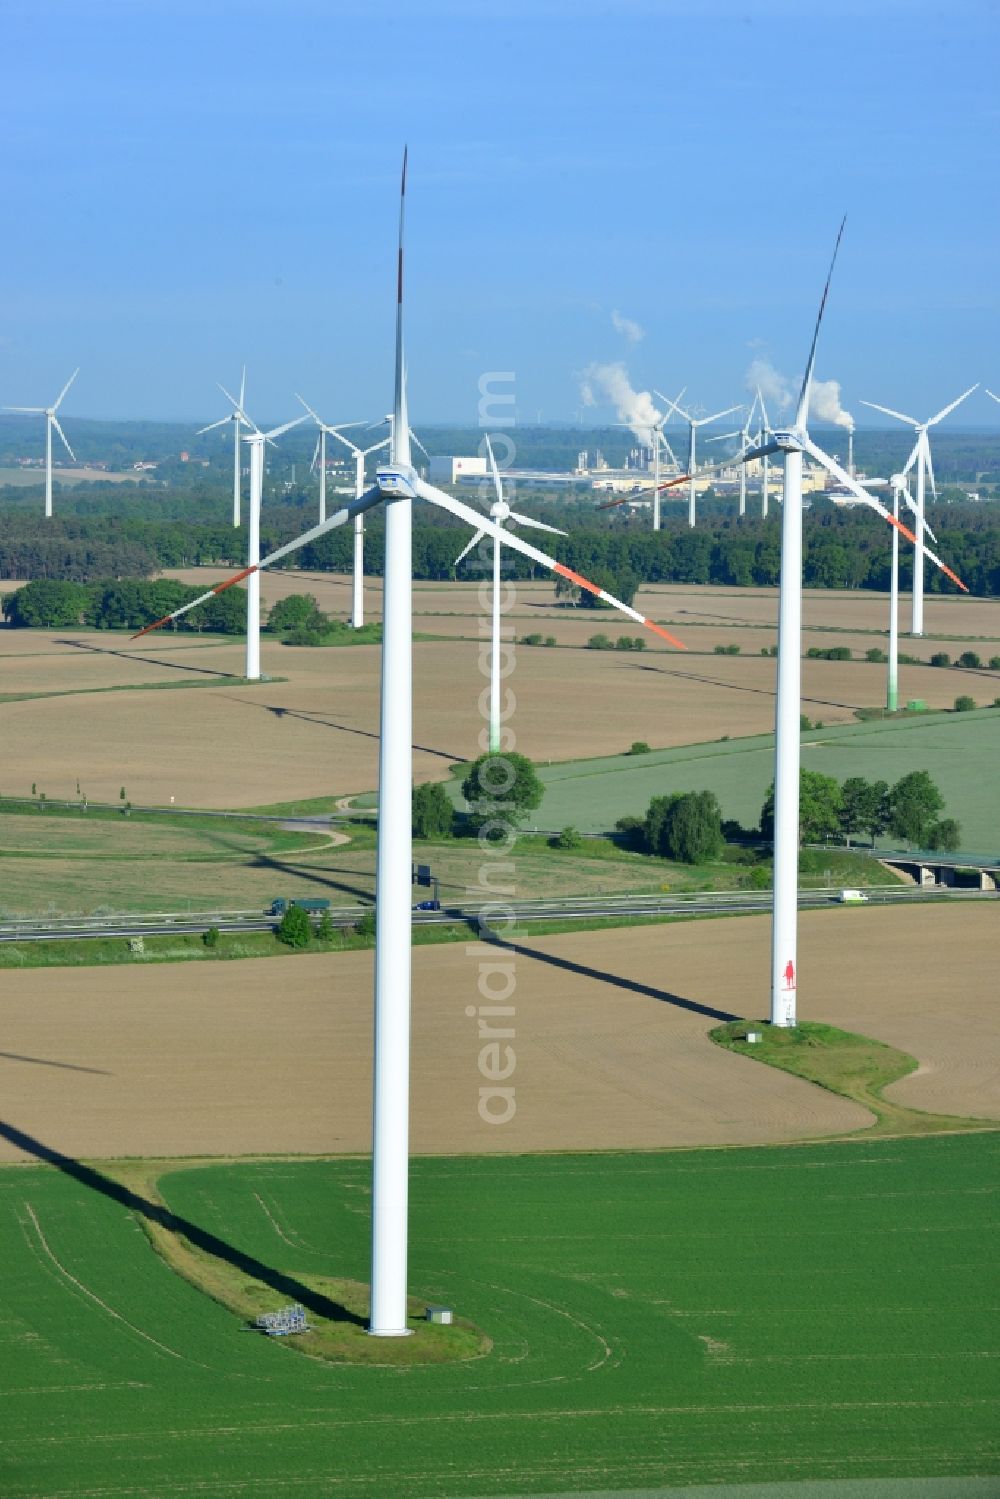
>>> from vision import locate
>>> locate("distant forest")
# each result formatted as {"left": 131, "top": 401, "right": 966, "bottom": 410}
{"left": 0, "top": 499, "right": 998, "bottom": 600}
{"left": 0, "top": 419, "right": 999, "bottom": 600}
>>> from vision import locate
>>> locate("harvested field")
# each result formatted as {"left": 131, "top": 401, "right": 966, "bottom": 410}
{"left": 0, "top": 903, "right": 993, "bottom": 1162}
{"left": 0, "top": 630, "right": 996, "bottom": 810}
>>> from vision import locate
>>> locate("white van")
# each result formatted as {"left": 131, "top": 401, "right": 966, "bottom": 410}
{"left": 837, "top": 888, "right": 869, "bottom": 904}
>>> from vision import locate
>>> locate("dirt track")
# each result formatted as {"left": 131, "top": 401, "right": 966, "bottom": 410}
{"left": 0, "top": 904, "right": 993, "bottom": 1164}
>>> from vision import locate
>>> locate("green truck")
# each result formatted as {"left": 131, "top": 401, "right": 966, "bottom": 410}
{"left": 269, "top": 897, "right": 332, "bottom": 917}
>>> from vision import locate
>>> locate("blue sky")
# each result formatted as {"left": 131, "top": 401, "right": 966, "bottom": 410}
{"left": 2, "top": 0, "right": 999, "bottom": 429}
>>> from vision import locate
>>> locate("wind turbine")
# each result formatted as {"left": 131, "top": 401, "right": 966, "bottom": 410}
{"left": 242, "top": 414, "right": 306, "bottom": 680}
{"left": 660, "top": 393, "right": 740, "bottom": 528}
{"left": 639, "top": 223, "right": 967, "bottom": 1030}
{"left": 198, "top": 369, "right": 253, "bottom": 528}
{"left": 5, "top": 369, "right": 79, "bottom": 518}
{"left": 323, "top": 421, "right": 392, "bottom": 628}
{"left": 705, "top": 396, "right": 758, "bottom": 518}
{"left": 294, "top": 397, "right": 367, "bottom": 527}
{"left": 613, "top": 389, "right": 684, "bottom": 530}
{"left": 132, "top": 151, "right": 687, "bottom": 1337}
{"left": 454, "top": 435, "right": 566, "bottom": 753}
{"left": 833, "top": 468, "right": 936, "bottom": 714}
{"left": 859, "top": 385, "right": 977, "bottom": 636}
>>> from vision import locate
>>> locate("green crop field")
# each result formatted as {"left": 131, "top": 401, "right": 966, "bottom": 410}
{"left": 0, "top": 1133, "right": 996, "bottom": 1496}
{"left": 505, "top": 708, "right": 1000, "bottom": 849}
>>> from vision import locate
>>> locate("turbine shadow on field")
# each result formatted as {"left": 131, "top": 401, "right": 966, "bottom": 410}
{"left": 231, "top": 697, "right": 463, "bottom": 763}
{"left": 207, "top": 832, "right": 375, "bottom": 903}
{"left": 636, "top": 661, "right": 857, "bottom": 712}
{"left": 0, "top": 1051, "right": 111, "bottom": 1076}
{"left": 0, "top": 1118, "right": 365, "bottom": 1328}
{"left": 58, "top": 638, "right": 241, "bottom": 680}
{"left": 474, "top": 928, "right": 739, "bottom": 1024}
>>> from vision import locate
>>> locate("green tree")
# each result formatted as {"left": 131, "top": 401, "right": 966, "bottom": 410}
{"left": 760, "top": 771, "right": 842, "bottom": 844}
{"left": 644, "top": 793, "right": 683, "bottom": 858}
{"left": 552, "top": 825, "right": 583, "bottom": 849}
{"left": 661, "top": 791, "right": 724, "bottom": 864}
{"left": 954, "top": 694, "right": 976, "bottom": 712}
{"left": 268, "top": 593, "right": 326, "bottom": 633}
{"left": 276, "top": 904, "right": 312, "bottom": 948}
{"left": 202, "top": 925, "right": 220, "bottom": 949}
{"left": 3, "top": 579, "right": 89, "bottom": 628}
{"left": 461, "top": 752, "right": 544, "bottom": 834}
{"left": 839, "top": 777, "right": 890, "bottom": 848}
{"left": 927, "top": 817, "right": 961, "bottom": 852}
{"left": 317, "top": 910, "right": 335, "bottom": 941}
{"left": 412, "top": 782, "right": 454, "bottom": 839}
{"left": 957, "top": 651, "right": 982, "bottom": 669}
{"left": 888, "top": 770, "right": 945, "bottom": 846}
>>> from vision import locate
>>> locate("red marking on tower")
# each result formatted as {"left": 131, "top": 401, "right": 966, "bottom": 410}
{"left": 783, "top": 959, "right": 796, "bottom": 990}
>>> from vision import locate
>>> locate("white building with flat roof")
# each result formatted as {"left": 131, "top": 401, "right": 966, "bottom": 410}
{"left": 428, "top": 455, "right": 488, "bottom": 483}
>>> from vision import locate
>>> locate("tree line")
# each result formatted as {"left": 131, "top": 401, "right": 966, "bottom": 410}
{"left": 1, "top": 504, "right": 1000, "bottom": 596}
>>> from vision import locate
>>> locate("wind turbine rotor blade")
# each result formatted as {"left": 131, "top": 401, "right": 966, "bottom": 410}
{"left": 597, "top": 495, "right": 631, "bottom": 511}
{"left": 859, "top": 398, "right": 917, "bottom": 427}
{"left": 507, "top": 511, "right": 567, "bottom": 535}
{"left": 699, "top": 404, "right": 741, "bottom": 427}
{"left": 901, "top": 491, "right": 938, "bottom": 545}
{"left": 654, "top": 389, "right": 689, "bottom": 420}
{"left": 705, "top": 430, "right": 740, "bottom": 444}
{"left": 902, "top": 435, "right": 921, "bottom": 475}
{"left": 53, "top": 368, "right": 79, "bottom": 410}
{"left": 329, "top": 428, "right": 363, "bottom": 457}
{"left": 985, "top": 389, "right": 1000, "bottom": 405}
{"left": 484, "top": 434, "right": 504, "bottom": 508}
{"left": 217, "top": 381, "right": 241, "bottom": 412}
{"left": 410, "top": 430, "right": 431, "bottom": 461}
{"left": 794, "top": 215, "right": 846, "bottom": 428}
{"left": 295, "top": 393, "right": 323, "bottom": 425}
{"left": 453, "top": 529, "right": 486, "bottom": 567}
{"left": 797, "top": 433, "right": 967, "bottom": 592}
{"left": 264, "top": 414, "right": 308, "bottom": 442}
{"left": 924, "top": 439, "right": 937, "bottom": 500}
{"left": 363, "top": 437, "right": 391, "bottom": 458}
{"left": 926, "top": 384, "right": 978, "bottom": 427}
{"left": 51, "top": 415, "right": 75, "bottom": 461}
{"left": 197, "top": 415, "right": 231, "bottom": 435}
{"left": 310, "top": 435, "right": 320, "bottom": 475}
{"left": 131, "top": 484, "right": 386, "bottom": 639}
{"left": 4, "top": 406, "right": 45, "bottom": 413}
{"left": 239, "top": 365, "right": 246, "bottom": 409}
{"left": 414, "top": 475, "right": 687, "bottom": 649}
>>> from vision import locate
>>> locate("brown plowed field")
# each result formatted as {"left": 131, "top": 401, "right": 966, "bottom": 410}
{"left": 0, "top": 573, "right": 994, "bottom": 806}
{"left": 0, "top": 904, "right": 993, "bottom": 1164}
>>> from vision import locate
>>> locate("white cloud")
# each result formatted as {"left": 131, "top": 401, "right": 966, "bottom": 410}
{"left": 610, "top": 309, "right": 644, "bottom": 344}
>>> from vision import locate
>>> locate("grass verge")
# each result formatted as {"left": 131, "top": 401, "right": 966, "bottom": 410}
{"left": 710, "top": 1018, "right": 991, "bottom": 1136}
{"left": 104, "top": 1160, "right": 487, "bottom": 1367}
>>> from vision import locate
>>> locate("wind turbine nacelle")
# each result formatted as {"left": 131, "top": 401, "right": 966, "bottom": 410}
{"left": 771, "top": 430, "right": 802, "bottom": 452}
{"left": 376, "top": 468, "right": 418, "bottom": 498}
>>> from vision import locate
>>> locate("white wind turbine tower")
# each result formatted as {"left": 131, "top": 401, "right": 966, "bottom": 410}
{"left": 133, "top": 150, "right": 687, "bottom": 1336}
{"left": 835, "top": 468, "right": 938, "bottom": 714}
{"left": 294, "top": 397, "right": 367, "bottom": 527}
{"left": 859, "top": 385, "right": 977, "bottom": 635}
{"left": 643, "top": 223, "right": 967, "bottom": 1029}
{"left": 198, "top": 370, "right": 253, "bottom": 528}
{"left": 454, "top": 435, "right": 566, "bottom": 753}
{"left": 325, "top": 423, "right": 392, "bottom": 628}
{"left": 5, "top": 369, "right": 79, "bottom": 518}
{"left": 661, "top": 393, "right": 740, "bottom": 528}
{"left": 705, "top": 398, "right": 757, "bottom": 517}
{"left": 242, "top": 414, "right": 306, "bottom": 680}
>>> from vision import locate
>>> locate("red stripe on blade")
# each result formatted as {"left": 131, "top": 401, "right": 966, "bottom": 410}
{"left": 644, "top": 618, "right": 687, "bottom": 650}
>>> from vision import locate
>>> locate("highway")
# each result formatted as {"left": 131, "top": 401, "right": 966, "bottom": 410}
{"left": 0, "top": 883, "right": 991, "bottom": 945}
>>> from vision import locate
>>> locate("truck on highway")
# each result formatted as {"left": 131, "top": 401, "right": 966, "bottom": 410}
{"left": 837, "top": 888, "right": 869, "bottom": 904}
{"left": 269, "top": 897, "right": 332, "bottom": 916}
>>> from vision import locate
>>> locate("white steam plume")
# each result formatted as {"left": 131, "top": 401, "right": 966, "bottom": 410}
{"left": 745, "top": 358, "right": 793, "bottom": 413}
{"left": 611, "top": 309, "right": 645, "bottom": 344}
{"left": 579, "top": 361, "right": 660, "bottom": 441}
{"left": 809, "top": 377, "right": 854, "bottom": 432}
